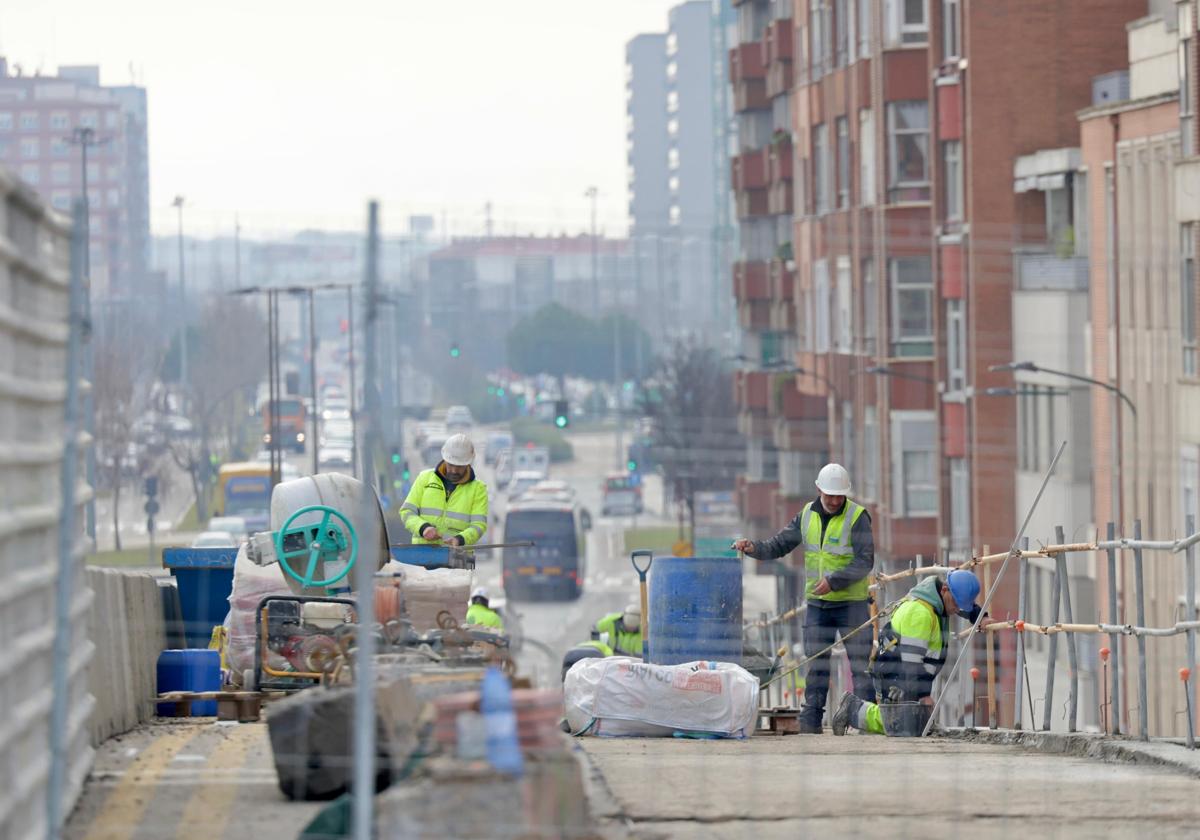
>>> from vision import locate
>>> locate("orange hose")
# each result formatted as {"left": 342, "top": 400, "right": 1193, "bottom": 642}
{"left": 375, "top": 582, "right": 402, "bottom": 624}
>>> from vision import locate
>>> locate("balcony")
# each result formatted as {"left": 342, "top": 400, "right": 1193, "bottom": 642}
{"left": 737, "top": 189, "right": 770, "bottom": 219}
{"left": 738, "top": 300, "right": 772, "bottom": 331}
{"left": 767, "top": 180, "right": 793, "bottom": 216}
{"left": 734, "top": 79, "right": 769, "bottom": 113}
{"left": 732, "top": 148, "right": 769, "bottom": 191}
{"left": 735, "top": 369, "right": 770, "bottom": 412}
{"left": 729, "top": 42, "right": 766, "bottom": 83}
{"left": 737, "top": 476, "right": 778, "bottom": 523}
{"left": 772, "top": 385, "right": 828, "bottom": 451}
{"left": 765, "top": 19, "right": 794, "bottom": 99}
{"left": 1014, "top": 251, "right": 1088, "bottom": 291}
{"left": 768, "top": 139, "right": 793, "bottom": 183}
{"left": 734, "top": 260, "right": 770, "bottom": 301}
{"left": 768, "top": 258, "right": 795, "bottom": 300}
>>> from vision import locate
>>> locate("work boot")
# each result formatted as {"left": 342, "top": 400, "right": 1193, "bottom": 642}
{"left": 831, "top": 692, "right": 862, "bottom": 737}
{"left": 796, "top": 719, "right": 822, "bottom": 734}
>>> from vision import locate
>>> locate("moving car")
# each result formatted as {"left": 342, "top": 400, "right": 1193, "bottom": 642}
{"left": 601, "top": 472, "right": 643, "bottom": 516}
{"left": 506, "top": 470, "right": 546, "bottom": 503}
{"left": 207, "top": 516, "right": 248, "bottom": 540}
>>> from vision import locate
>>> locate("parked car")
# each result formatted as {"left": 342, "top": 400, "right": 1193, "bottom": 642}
{"left": 494, "top": 448, "right": 513, "bottom": 489}
{"left": 319, "top": 446, "right": 354, "bottom": 472}
{"left": 191, "top": 530, "right": 238, "bottom": 548}
{"left": 208, "top": 516, "right": 249, "bottom": 540}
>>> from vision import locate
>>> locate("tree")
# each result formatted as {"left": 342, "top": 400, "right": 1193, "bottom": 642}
{"left": 93, "top": 321, "right": 161, "bottom": 550}
{"left": 169, "top": 297, "right": 267, "bottom": 523}
{"left": 507, "top": 303, "right": 654, "bottom": 388}
{"left": 638, "top": 340, "right": 744, "bottom": 543}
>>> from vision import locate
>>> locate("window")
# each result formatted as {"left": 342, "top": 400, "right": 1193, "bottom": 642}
{"left": 51, "top": 192, "right": 70, "bottom": 211}
{"left": 107, "top": 188, "right": 120, "bottom": 208}
{"left": 0, "top": 138, "right": 8, "bottom": 157}
{"left": 19, "top": 112, "right": 38, "bottom": 131}
{"left": 86, "top": 164, "right": 100, "bottom": 184}
{"left": 51, "top": 163, "right": 70, "bottom": 184}
{"left": 892, "top": 411, "right": 937, "bottom": 516}
{"left": 20, "top": 138, "right": 38, "bottom": 158}
{"left": 667, "top": 61, "right": 677, "bottom": 81}
{"left": 949, "top": 458, "right": 969, "bottom": 555}
{"left": 836, "top": 116, "right": 850, "bottom": 209}
{"left": 858, "top": 0, "right": 872, "bottom": 56}
{"left": 861, "top": 257, "right": 877, "bottom": 354}
{"left": 863, "top": 406, "right": 880, "bottom": 501}
{"left": 106, "top": 110, "right": 119, "bottom": 129}
{"left": 667, "top": 118, "right": 679, "bottom": 137}
{"left": 859, "top": 109, "right": 875, "bottom": 206}
{"left": 668, "top": 148, "right": 680, "bottom": 170}
{"left": 814, "top": 259, "right": 831, "bottom": 352}
{"left": 50, "top": 137, "right": 70, "bottom": 158}
{"left": 80, "top": 111, "right": 98, "bottom": 128}
{"left": 887, "top": 101, "right": 930, "bottom": 199}
{"left": 890, "top": 256, "right": 933, "bottom": 356}
{"left": 835, "top": 0, "right": 850, "bottom": 67}
{"left": 842, "top": 402, "right": 857, "bottom": 479}
{"left": 1184, "top": 225, "right": 1197, "bottom": 377}
{"left": 1181, "top": 3, "right": 1195, "bottom": 156}
{"left": 1017, "top": 385, "right": 1058, "bottom": 472}
{"left": 1182, "top": 446, "right": 1200, "bottom": 534}
{"left": 0, "top": 112, "right": 12, "bottom": 131}
{"left": 667, "top": 32, "right": 678, "bottom": 56}
{"left": 836, "top": 257, "right": 853, "bottom": 353}
{"left": 50, "top": 112, "right": 69, "bottom": 130}
{"left": 884, "top": 0, "right": 928, "bottom": 46}
{"left": 943, "top": 140, "right": 962, "bottom": 221}
{"left": 811, "top": 0, "right": 830, "bottom": 78}
{"left": 667, "top": 91, "right": 679, "bottom": 114}
{"left": 946, "top": 299, "right": 966, "bottom": 392}
{"left": 941, "top": 0, "right": 960, "bottom": 60}
{"left": 813, "top": 123, "right": 830, "bottom": 214}
{"left": 19, "top": 165, "right": 38, "bottom": 185}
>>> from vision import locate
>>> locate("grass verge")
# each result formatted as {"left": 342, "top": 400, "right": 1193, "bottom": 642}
{"left": 623, "top": 525, "right": 680, "bottom": 555}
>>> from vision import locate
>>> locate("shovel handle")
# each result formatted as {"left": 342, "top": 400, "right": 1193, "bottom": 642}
{"left": 631, "top": 550, "right": 653, "bottom": 579}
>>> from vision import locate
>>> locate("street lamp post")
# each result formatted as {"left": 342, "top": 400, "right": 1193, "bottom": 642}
{"left": 585, "top": 186, "right": 599, "bottom": 317}
{"left": 991, "top": 360, "right": 1138, "bottom": 529}
{"left": 172, "top": 196, "right": 188, "bottom": 399}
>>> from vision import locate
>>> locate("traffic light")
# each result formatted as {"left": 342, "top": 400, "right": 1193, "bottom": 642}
{"left": 391, "top": 450, "right": 402, "bottom": 466}
{"left": 450, "top": 342, "right": 461, "bottom": 359}
{"left": 627, "top": 458, "right": 638, "bottom": 473}
{"left": 402, "top": 466, "right": 411, "bottom": 481}
{"left": 553, "top": 399, "right": 569, "bottom": 429}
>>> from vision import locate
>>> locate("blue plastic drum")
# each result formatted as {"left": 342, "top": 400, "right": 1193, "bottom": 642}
{"left": 647, "top": 556, "right": 743, "bottom": 666}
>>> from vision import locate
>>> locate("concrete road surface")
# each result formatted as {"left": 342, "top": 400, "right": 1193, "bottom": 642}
{"left": 582, "top": 734, "right": 1200, "bottom": 839}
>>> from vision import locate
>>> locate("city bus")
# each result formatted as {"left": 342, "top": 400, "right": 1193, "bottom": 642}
{"left": 211, "top": 462, "right": 274, "bottom": 533}
{"left": 501, "top": 499, "right": 586, "bottom": 602}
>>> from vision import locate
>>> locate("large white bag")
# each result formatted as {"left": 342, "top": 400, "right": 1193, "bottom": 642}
{"left": 225, "top": 545, "right": 295, "bottom": 683}
{"left": 563, "top": 657, "right": 759, "bottom": 738}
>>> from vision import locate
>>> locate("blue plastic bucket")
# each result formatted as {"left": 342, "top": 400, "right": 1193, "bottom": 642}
{"left": 157, "top": 649, "right": 221, "bottom": 716}
{"left": 647, "top": 556, "right": 743, "bottom": 666}
{"left": 163, "top": 547, "right": 237, "bottom": 648}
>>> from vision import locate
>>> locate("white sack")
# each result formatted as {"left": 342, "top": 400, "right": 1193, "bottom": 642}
{"left": 563, "top": 657, "right": 759, "bottom": 738}
{"left": 377, "top": 560, "right": 474, "bottom": 632}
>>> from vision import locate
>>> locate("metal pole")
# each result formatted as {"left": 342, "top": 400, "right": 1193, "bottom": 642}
{"left": 1134, "top": 518, "right": 1149, "bottom": 740}
{"left": 1188, "top": 513, "right": 1197, "bottom": 748}
{"left": 353, "top": 201, "right": 381, "bottom": 840}
{"left": 175, "top": 197, "right": 188, "bottom": 398}
{"left": 347, "top": 286, "right": 359, "bottom": 479}
{"left": 309, "top": 290, "right": 320, "bottom": 476}
{"left": 1056, "top": 524, "right": 1079, "bottom": 732}
{"left": 614, "top": 306, "right": 623, "bottom": 471}
{"left": 1106, "top": 521, "right": 1121, "bottom": 734}
{"left": 48, "top": 201, "right": 87, "bottom": 839}
{"left": 1014, "top": 536, "right": 1029, "bottom": 730}
{"left": 1044, "top": 531, "right": 1063, "bottom": 732}
{"left": 266, "top": 290, "right": 277, "bottom": 488}
{"left": 587, "top": 186, "right": 598, "bottom": 316}
{"left": 76, "top": 131, "right": 98, "bottom": 547}
{"left": 271, "top": 291, "right": 282, "bottom": 489}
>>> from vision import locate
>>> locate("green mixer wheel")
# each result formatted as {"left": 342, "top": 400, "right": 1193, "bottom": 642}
{"left": 274, "top": 504, "right": 359, "bottom": 589}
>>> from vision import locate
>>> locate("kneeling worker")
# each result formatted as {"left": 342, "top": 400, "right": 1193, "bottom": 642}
{"left": 465, "top": 586, "right": 504, "bottom": 630}
{"left": 832, "top": 569, "right": 991, "bottom": 736}
{"left": 561, "top": 633, "right": 614, "bottom": 682}
{"left": 592, "top": 604, "right": 643, "bottom": 657}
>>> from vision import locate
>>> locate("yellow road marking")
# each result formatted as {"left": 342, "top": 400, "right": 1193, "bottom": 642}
{"left": 84, "top": 727, "right": 202, "bottom": 840}
{"left": 174, "top": 725, "right": 256, "bottom": 840}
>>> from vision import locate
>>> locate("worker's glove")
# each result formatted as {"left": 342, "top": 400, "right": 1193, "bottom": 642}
{"left": 885, "top": 685, "right": 906, "bottom": 703}
{"left": 448, "top": 536, "right": 464, "bottom": 547}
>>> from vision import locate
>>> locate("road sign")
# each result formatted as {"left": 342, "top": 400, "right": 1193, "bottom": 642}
{"left": 144, "top": 499, "right": 160, "bottom": 516}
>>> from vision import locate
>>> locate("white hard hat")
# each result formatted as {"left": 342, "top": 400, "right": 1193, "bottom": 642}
{"left": 471, "top": 586, "right": 489, "bottom": 601}
{"left": 442, "top": 433, "right": 475, "bottom": 466}
{"left": 815, "top": 463, "right": 852, "bottom": 495}
{"left": 623, "top": 603, "right": 641, "bottom": 632}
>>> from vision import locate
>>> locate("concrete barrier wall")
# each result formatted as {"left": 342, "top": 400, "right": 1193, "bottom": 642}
{"left": 0, "top": 171, "right": 93, "bottom": 839}
{"left": 87, "top": 569, "right": 168, "bottom": 745}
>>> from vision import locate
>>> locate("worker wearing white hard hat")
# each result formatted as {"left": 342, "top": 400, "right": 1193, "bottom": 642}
{"left": 465, "top": 585, "right": 504, "bottom": 630}
{"left": 398, "top": 432, "right": 490, "bottom": 546}
{"left": 591, "top": 603, "right": 643, "bottom": 657}
{"left": 732, "top": 463, "right": 875, "bottom": 733}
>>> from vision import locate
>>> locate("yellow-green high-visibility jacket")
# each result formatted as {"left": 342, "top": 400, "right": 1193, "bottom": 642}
{"left": 872, "top": 575, "right": 948, "bottom": 700}
{"left": 399, "top": 465, "right": 489, "bottom": 545}
{"left": 466, "top": 602, "right": 504, "bottom": 630}
{"left": 594, "top": 613, "right": 643, "bottom": 657}
{"left": 750, "top": 497, "right": 874, "bottom": 603}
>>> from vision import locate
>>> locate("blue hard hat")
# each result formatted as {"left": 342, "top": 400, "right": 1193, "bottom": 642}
{"left": 947, "top": 569, "right": 981, "bottom": 612}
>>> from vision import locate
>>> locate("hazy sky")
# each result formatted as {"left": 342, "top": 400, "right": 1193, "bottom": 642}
{"left": 0, "top": 0, "right": 681, "bottom": 237}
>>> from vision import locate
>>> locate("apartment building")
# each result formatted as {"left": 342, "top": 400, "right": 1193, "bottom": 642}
{"left": 732, "top": 0, "right": 1142, "bottom": 726}
{"left": 0, "top": 59, "right": 149, "bottom": 299}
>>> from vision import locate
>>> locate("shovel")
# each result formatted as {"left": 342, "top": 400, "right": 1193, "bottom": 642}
{"left": 631, "top": 550, "right": 653, "bottom": 662}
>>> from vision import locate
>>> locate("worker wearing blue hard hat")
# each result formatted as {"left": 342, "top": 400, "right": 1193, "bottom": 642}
{"left": 831, "top": 569, "right": 994, "bottom": 736}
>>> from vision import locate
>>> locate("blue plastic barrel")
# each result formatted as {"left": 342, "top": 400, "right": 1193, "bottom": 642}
{"left": 647, "top": 556, "right": 743, "bottom": 666}
{"left": 163, "top": 547, "right": 237, "bottom": 648}
{"left": 157, "top": 649, "right": 221, "bottom": 716}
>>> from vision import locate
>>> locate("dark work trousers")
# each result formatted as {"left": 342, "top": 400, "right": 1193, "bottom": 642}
{"left": 800, "top": 599, "right": 874, "bottom": 726}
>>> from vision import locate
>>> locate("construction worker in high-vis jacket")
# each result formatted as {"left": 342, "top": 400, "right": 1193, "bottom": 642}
{"left": 399, "top": 434, "right": 489, "bottom": 546}
{"left": 733, "top": 463, "right": 874, "bottom": 733}
{"left": 831, "top": 569, "right": 991, "bottom": 736}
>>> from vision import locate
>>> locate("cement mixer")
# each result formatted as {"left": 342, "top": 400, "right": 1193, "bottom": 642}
{"left": 244, "top": 473, "right": 390, "bottom": 597}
